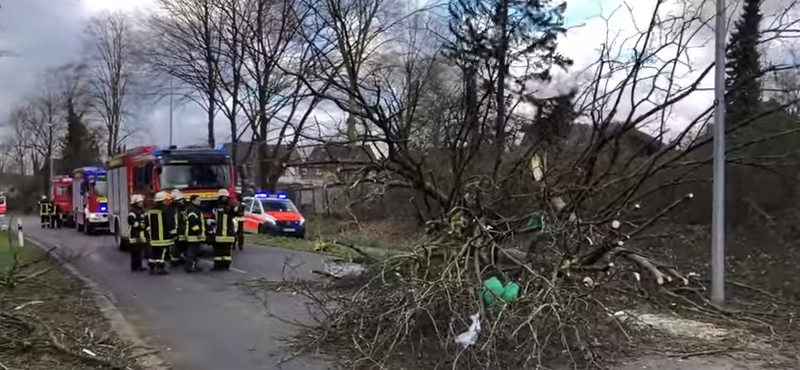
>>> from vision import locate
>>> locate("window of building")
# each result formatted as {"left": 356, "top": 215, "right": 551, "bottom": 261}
{"left": 300, "top": 168, "right": 308, "bottom": 176}
{"left": 315, "top": 168, "right": 323, "bottom": 175}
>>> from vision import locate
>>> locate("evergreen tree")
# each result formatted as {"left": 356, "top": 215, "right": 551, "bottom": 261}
{"left": 60, "top": 100, "right": 99, "bottom": 170}
{"left": 725, "top": 0, "right": 762, "bottom": 142}
{"left": 446, "top": 0, "right": 572, "bottom": 148}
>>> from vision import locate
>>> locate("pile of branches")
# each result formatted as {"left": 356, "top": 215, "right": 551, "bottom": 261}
{"left": 291, "top": 149, "right": 715, "bottom": 370}
{"left": 0, "top": 307, "right": 135, "bottom": 370}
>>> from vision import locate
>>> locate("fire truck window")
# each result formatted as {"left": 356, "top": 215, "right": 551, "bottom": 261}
{"left": 134, "top": 167, "right": 145, "bottom": 188}
{"left": 159, "top": 164, "right": 231, "bottom": 190}
{"left": 55, "top": 186, "right": 70, "bottom": 196}
{"left": 92, "top": 181, "right": 107, "bottom": 197}
{"left": 134, "top": 166, "right": 153, "bottom": 189}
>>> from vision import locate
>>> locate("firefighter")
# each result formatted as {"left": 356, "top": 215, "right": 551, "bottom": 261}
{"left": 146, "top": 191, "right": 176, "bottom": 275}
{"left": 184, "top": 195, "right": 205, "bottom": 272}
{"left": 38, "top": 196, "right": 51, "bottom": 228}
{"left": 234, "top": 188, "right": 246, "bottom": 251}
{"left": 127, "top": 194, "right": 148, "bottom": 272}
{"left": 212, "top": 189, "right": 237, "bottom": 270}
{"left": 169, "top": 190, "right": 188, "bottom": 267}
{"left": 49, "top": 200, "right": 59, "bottom": 229}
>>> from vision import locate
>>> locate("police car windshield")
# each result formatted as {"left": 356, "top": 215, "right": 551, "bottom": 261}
{"left": 92, "top": 181, "right": 107, "bottom": 197}
{"left": 159, "top": 164, "right": 231, "bottom": 190}
{"left": 260, "top": 199, "right": 297, "bottom": 212}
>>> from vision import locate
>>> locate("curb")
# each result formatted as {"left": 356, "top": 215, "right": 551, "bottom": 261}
{"left": 23, "top": 234, "right": 171, "bottom": 370}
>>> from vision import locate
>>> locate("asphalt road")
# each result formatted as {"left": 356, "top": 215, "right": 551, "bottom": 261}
{"left": 16, "top": 215, "right": 332, "bottom": 370}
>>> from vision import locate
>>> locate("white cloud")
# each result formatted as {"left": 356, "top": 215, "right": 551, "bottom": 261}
{"left": 80, "top": 0, "right": 156, "bottom": 13}
{"left": 554, "top": 0, "right": 800, "bottom": 139}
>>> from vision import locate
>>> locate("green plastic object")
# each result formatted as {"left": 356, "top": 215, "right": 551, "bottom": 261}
{"left": 501, "top": 282, "right": 520, "bottom": 302}
{"left": 525, "top": 215, "right": 546, "bottom": 230}
{"left": 481, "top": 277, "right": 520, "bottom": 307}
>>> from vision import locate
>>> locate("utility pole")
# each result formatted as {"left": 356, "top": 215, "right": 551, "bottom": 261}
{"left": 711, "top": 0, "right": 727, "bottom": 305}
{"left": 49, "top": 123, "right": 54, "bottom": 190}
{"left": 169, "top": 78, "right": 174, "bottom": 146}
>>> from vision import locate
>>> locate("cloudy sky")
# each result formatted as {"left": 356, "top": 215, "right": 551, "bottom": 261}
{"left": 0, "top": 0, "right": 797, "bottom": 148}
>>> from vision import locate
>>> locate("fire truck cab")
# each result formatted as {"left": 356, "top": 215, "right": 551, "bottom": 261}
{"left": 51, "top": 175, "right": 74, "bottom": 227}
{"left": 73, "top": 167, "right": 109, "bottom": 234}
{"left": 106, "top": 145, "right": 236, "bottom": 251}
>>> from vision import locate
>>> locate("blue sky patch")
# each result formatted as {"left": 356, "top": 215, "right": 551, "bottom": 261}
{"left": 564, "top": 0, "right": 614, "bottom": 27}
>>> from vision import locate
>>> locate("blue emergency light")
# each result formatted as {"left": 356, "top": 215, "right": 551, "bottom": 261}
{"left": 99, "top": 203, "right": 108, "bottom": 212}
{"left": 254, "top": 191, "right": 288, "bottom": 199}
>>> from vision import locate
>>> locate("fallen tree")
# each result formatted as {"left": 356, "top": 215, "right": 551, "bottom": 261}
{"left": 261, "top": 0, "right": 800, "bottom": 368}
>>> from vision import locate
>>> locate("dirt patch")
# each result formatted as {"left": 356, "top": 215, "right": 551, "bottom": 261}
{"left": 0, "top": 230, "right": 140, "bottom": 370}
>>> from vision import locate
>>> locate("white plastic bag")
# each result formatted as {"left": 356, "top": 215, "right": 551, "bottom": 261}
{"left": 455, "top": 312, "right": 481, "bottom": 348}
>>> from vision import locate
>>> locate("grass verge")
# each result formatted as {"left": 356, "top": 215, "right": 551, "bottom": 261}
{"left": 248, "top": 216, "right": 415, "bottom": 260}
{"left": 0, "top": 230, "right": 139, "bottom": 369}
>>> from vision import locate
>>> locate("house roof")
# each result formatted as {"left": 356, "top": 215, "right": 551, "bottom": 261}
{"left": 222, "top": 142, "right": 303, "bottom": 165}
{"left": 305, "top": 143, "right": 374, "bottom": 164}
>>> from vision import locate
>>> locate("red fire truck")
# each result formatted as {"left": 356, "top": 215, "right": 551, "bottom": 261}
{"left": 72, "top": 167, "right": 109, "bottom": 234}
{"left": 106, "top": 145, "right": 236, "bottom": 251}
{"left": 51, "top": 175, "right": 74, "bottom": 227}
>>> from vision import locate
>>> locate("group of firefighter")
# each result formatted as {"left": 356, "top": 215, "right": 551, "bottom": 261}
{"left": 38, "top": 196, "right": 62, "bottom": 229}
{"left": 127, "top": 189, "right": 246, "bottom": 275}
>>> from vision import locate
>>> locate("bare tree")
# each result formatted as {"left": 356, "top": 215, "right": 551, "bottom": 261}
{"left": 23, "top": 72, "right": 66, "bottom": 187}
{"left": 306, "top": 0, "right": 406, "bottom": 143}
{"left": 288, "top": 1, "right": 800, "bottom": 369}
{"left": 3, "top": 107, "right": 37, "bottom": 175}
{"left": 85, "top": 11, "right": 140, "bottom": 155}
{"left": 234, "top": 0, "right": 308, "bottom": 189}
{"left": 144, "top": 0, "right": 223, "bottom": 147}
{"left": 211, "top": 0, "right": 250, "bottom": 171}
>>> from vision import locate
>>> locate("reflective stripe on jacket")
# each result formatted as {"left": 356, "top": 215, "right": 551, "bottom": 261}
{"left": 184, "top": 205, "right": 206, "bottom": 243}
{"left": 213, "top": 203, "right": 236, "bottom": 243}
{"left": 39, "top": 201, "right": 51, "bottom": 216}
{"left": 146, "top": 206, "right": 176, "bottom": 247}
{"left": 127, "top": 207, "right": 148, "bottom": 243}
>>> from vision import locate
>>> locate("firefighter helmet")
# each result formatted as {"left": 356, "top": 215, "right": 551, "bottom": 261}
{"left": 41, "top": 195, "right": 47, "bottom": 200}
{"left": 217, "top": 189, "right": 230, "bottom": 197}
{"left": 171, "top": 189, "right": 183, "bottom": 201}
{"left": 154, "top": 191, "right": 168, "bottom": 202}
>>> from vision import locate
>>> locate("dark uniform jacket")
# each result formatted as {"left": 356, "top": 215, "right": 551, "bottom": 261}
{"left": 234, "top": 202, "right": 246, "bottom": 225}
{"left": 170, "top": 200, "right": 188, "bottom": 241}
{"left": 147, "top": 203, "right": 177, "bottom": 247}
{"left": 213, "top": 199, "right": 237, "bottom": 243}
{"left": 127, "top": 205, "right": 148, "bottom": 243}
{"left": 184, "top": 203, "right": 206, "bottom": 243}
{"left": 39, "top": 200, "right": 53, "bottom": 216}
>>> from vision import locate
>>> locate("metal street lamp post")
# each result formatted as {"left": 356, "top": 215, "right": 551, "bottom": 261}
{"left": 711, "top": 0, "right": 727, "bottom": 305}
